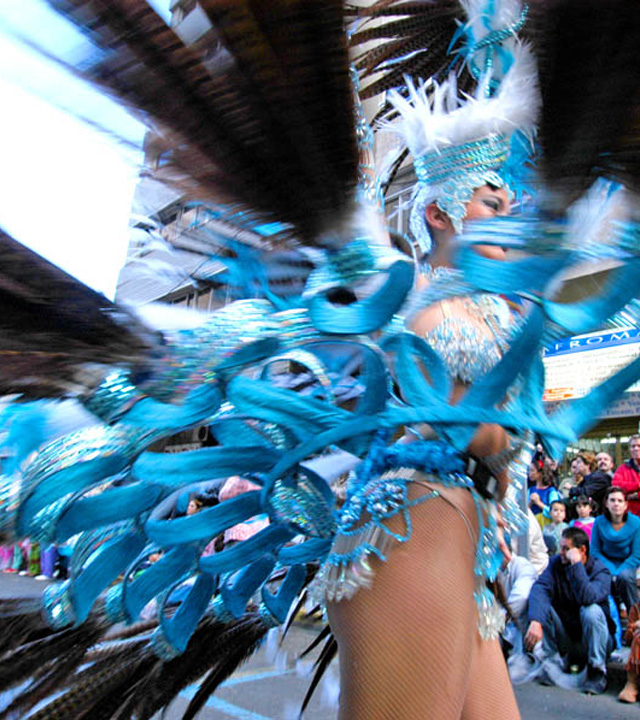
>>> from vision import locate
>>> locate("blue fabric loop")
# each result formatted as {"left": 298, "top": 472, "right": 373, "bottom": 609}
{"left": 219, "top": 556, "right": 276, "bottom": 618}
{"left": 69, "top": 531, "right": 146, "bottom": 625}
{"left": 119, "top": 384, "right": 222, "bottom": 430}
{"left": 123, "top": 546, "right": 199, "bottom": 623}
{"left": 382, "top": 332, "right": 451, "bottom": 407}
{"left": 55, "top": 482, "right": 165, "bottom": 543}
{"left": 262, "top": 464, "right": 335, "bottom": 521}
{"left": 455, "top": 244, "right": 572, "bottom": 297}
{"left": 308, "top": 259, "right": 414, "bottom": 334}
{"left": 228, "top": 376, "right": 350, "bottom": 439}
{"left": 199, "top": 525, "right": 294, "bottom": 576}
{"left": 276, "top": 538, "right": 333, "bottom": 564}
{"left": 544, "top": 258, "right": 640, "bottom": 334}
{"left": 132, "top": 446, "right": 281, "bottom": 485}
{"left": 260, "top": 415, "right": 383, "bottom": 498}
{"left": 146, "top": 492, "right": 263, "bottom": 547}
{"left": 158, "top": 573, "right": 215, "bottom": 655}
{"left": 262, "top": 564, "right": 307, "bottom": 624}
{"left": 210, "top": 416, "right": 284, "bottom": 448}
{"left": 216, "top": 337, "right": 281, "bottom": 372}
{"left": 382, "top": 404, "right": 574, "bottom": 446}
{"left": 18, "top": 453, "right": 134, "bottom": 537}
{"left": 264, "top": 340, "right": 390, "bottom": 417}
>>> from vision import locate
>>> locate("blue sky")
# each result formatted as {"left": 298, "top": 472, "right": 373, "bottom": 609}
{"left": 0, "top": 0, "right": 171, "bottom": 299}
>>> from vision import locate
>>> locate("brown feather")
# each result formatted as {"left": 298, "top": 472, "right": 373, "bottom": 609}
{"left": 0, "top": 228, "right": 156, "bottom": 398}
{"left": 528, "top": 0, "right": 640, "bottom": 209}
{"left": 47, "top": 0, "right": 359, "bottom": 246}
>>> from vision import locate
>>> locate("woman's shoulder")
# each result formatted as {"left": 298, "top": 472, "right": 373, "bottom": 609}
{"left": 627, "top": 513, "right": 640, "bottom": 530}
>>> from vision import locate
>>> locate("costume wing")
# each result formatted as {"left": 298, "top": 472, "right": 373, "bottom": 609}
{"left": 3, "top": 1, "right": 640, "bottom": 718}
{"left": 0, "top": 228, "right": 156, "bottom": 398}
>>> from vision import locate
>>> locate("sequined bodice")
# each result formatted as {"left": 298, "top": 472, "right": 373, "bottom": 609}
{"left": 424, "top": 294, "right": 513, "bottom": 384}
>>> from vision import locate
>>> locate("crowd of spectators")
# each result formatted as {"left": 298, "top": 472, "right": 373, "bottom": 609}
{"left": 505, "top": 437, "right": 640, "bottom": 699}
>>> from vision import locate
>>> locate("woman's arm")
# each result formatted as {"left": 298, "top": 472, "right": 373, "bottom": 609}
{"left": 619, "top": 521, "right": 640, "bottom": 573}
{"left": 541, "top": 488, "right": 562, "bottom": 518}
{"left": 410, "top": 300, "right": 510, "bottom": 497}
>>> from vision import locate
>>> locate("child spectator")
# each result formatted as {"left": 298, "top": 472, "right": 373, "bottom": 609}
{"left": 543, "top": 500, "right": 568, "bottom": 555}
{"left": 529, "top": 460, "right": 562, "bottom": 531}
{"left": 570, "top": 497, "right": 597, "bottom": 540}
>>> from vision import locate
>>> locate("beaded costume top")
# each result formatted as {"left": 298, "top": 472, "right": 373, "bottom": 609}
{"left": 423, "top": 294, "right": 513, "bottom": 384}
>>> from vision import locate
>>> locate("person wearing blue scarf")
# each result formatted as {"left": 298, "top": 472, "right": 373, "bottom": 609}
{"left": 591, "top": 486, "right": 640, "bottom": 614}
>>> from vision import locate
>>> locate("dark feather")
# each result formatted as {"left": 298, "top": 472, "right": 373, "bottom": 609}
{"left": 299, "top": 622, "right": 333, "bottom": 659}
{"left": 0, "top": 596, "right": 52, "bottom": 654}
{"left": 180, "top": 614, "right": 268, "bottom": 720}
{"left": 0, "top": 617, "right": 105, "bottom": 720}
{"left": 0, "top": 228, "right": 156, "bottom": 398}
{"left": 0, "top": 620, "right": 104, "bottom": 693}
{"left": 46, "top": 0, "right": 359, "bottom": 247}
{"left": 299, "top": 633, "right": 338, "bottom": 717}
{"left": 15, "top": 610, "right": 272, "bottom": 720}
{"left": 280, "top": 589, "right": 309, "bottom": 642}
{"left": 528, "top": 0, "right": 640, "bottom": 209}
{"left": 347, "top": 0, "right": 469, "bottom": 100}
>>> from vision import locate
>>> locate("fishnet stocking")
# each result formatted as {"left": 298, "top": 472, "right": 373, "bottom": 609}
{"left": 327, "top": 482, "right": 519, "bottom": 720}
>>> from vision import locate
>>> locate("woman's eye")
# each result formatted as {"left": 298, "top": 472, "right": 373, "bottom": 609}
{"left": 482, "top": 199, "right": 500, "bottom": 211}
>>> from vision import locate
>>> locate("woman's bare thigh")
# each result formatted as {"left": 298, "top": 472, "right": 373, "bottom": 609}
{"left": 327, "top": 484, "right": 482, "bottom": 719}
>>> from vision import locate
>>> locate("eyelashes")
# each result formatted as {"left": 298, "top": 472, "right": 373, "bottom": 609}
{"left": 481, "top": 198, "right": 501, "bottom": 212}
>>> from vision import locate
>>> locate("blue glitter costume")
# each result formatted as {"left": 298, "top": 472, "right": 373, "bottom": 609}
{"left": 3, "top": 2, "right": 640, "bottom": 718}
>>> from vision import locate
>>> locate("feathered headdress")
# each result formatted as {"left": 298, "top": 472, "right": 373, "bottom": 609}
{"left": 377, "top": 0, "right": 539, "bottom": 250}
{"left": 388, "top": 42, "right": 539, "bottom": 247}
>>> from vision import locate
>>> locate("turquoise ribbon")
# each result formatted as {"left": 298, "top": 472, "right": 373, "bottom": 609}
{"left": 156, "top": 573, "right": 215, "bottom": 656}
{"left": 146, "top": 491, "right": 263, "bottom": 547}
{"left": 308, "top": 258, "right": 414, "bottom": 334}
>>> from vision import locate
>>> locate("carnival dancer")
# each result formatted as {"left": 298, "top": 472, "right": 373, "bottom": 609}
{"left": 322, "top": 23, "right": 539, "bottom": 714}
{"left": 1, "top": 2, "right": 640, "bottom": 720}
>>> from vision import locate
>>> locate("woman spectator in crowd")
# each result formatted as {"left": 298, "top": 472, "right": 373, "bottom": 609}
{"left": 529, "top": 459, "right": 562, "bottom": 531}
{"left": 568, "top": 451, "right": 611, "bottom": 513}
{"left": 591, "top": 487, "right": 640, "bottom": 615}
{"left": 570, "top": 497, "right": 597, "bottom": 540}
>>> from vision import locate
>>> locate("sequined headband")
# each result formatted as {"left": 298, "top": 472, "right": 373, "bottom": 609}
{"left": 410, "top": 134, "right": 512, "bottom": 251}
{"left": 413, "top": 134, "right": 509, "bottom": 187}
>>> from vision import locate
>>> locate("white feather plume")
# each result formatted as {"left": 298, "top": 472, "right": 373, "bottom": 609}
{"left": 460, "top": 0, "right": 525, "bottom": 49}
{"left": 387, "top": 42, "right": 539, "bottom": 159}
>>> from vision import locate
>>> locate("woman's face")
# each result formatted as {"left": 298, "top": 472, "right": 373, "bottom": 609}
{"left": 574, "top": 458, "right": 589, "bottom": 477}
{"left": 186, "top": 499, "right": 201, "bottom": 516}
{"left": 464, "top": 186, "right": 511, "bottom": 260}
{"left": 606, "top": 491, "right": 628, "bottom": 520}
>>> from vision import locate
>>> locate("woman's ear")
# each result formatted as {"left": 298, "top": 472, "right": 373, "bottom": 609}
{"left": 425, "top": 202, "right": 452, "bottom": 232}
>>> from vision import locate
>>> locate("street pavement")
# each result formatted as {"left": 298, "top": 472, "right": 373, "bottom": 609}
{"left": 0, "top": 574, "right": 637, "bottom": 719}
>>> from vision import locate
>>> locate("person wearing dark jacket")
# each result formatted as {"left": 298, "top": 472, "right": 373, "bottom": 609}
{"left": 525, "top": 527, "right": 615, "bottom": 695}
{"left": 568, "top": 451, "right": 611, "bottom": 514}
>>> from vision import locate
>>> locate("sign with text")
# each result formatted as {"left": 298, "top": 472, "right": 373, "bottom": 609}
{"left": 543, "top": 328, "right": 640, "bottom": 403}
